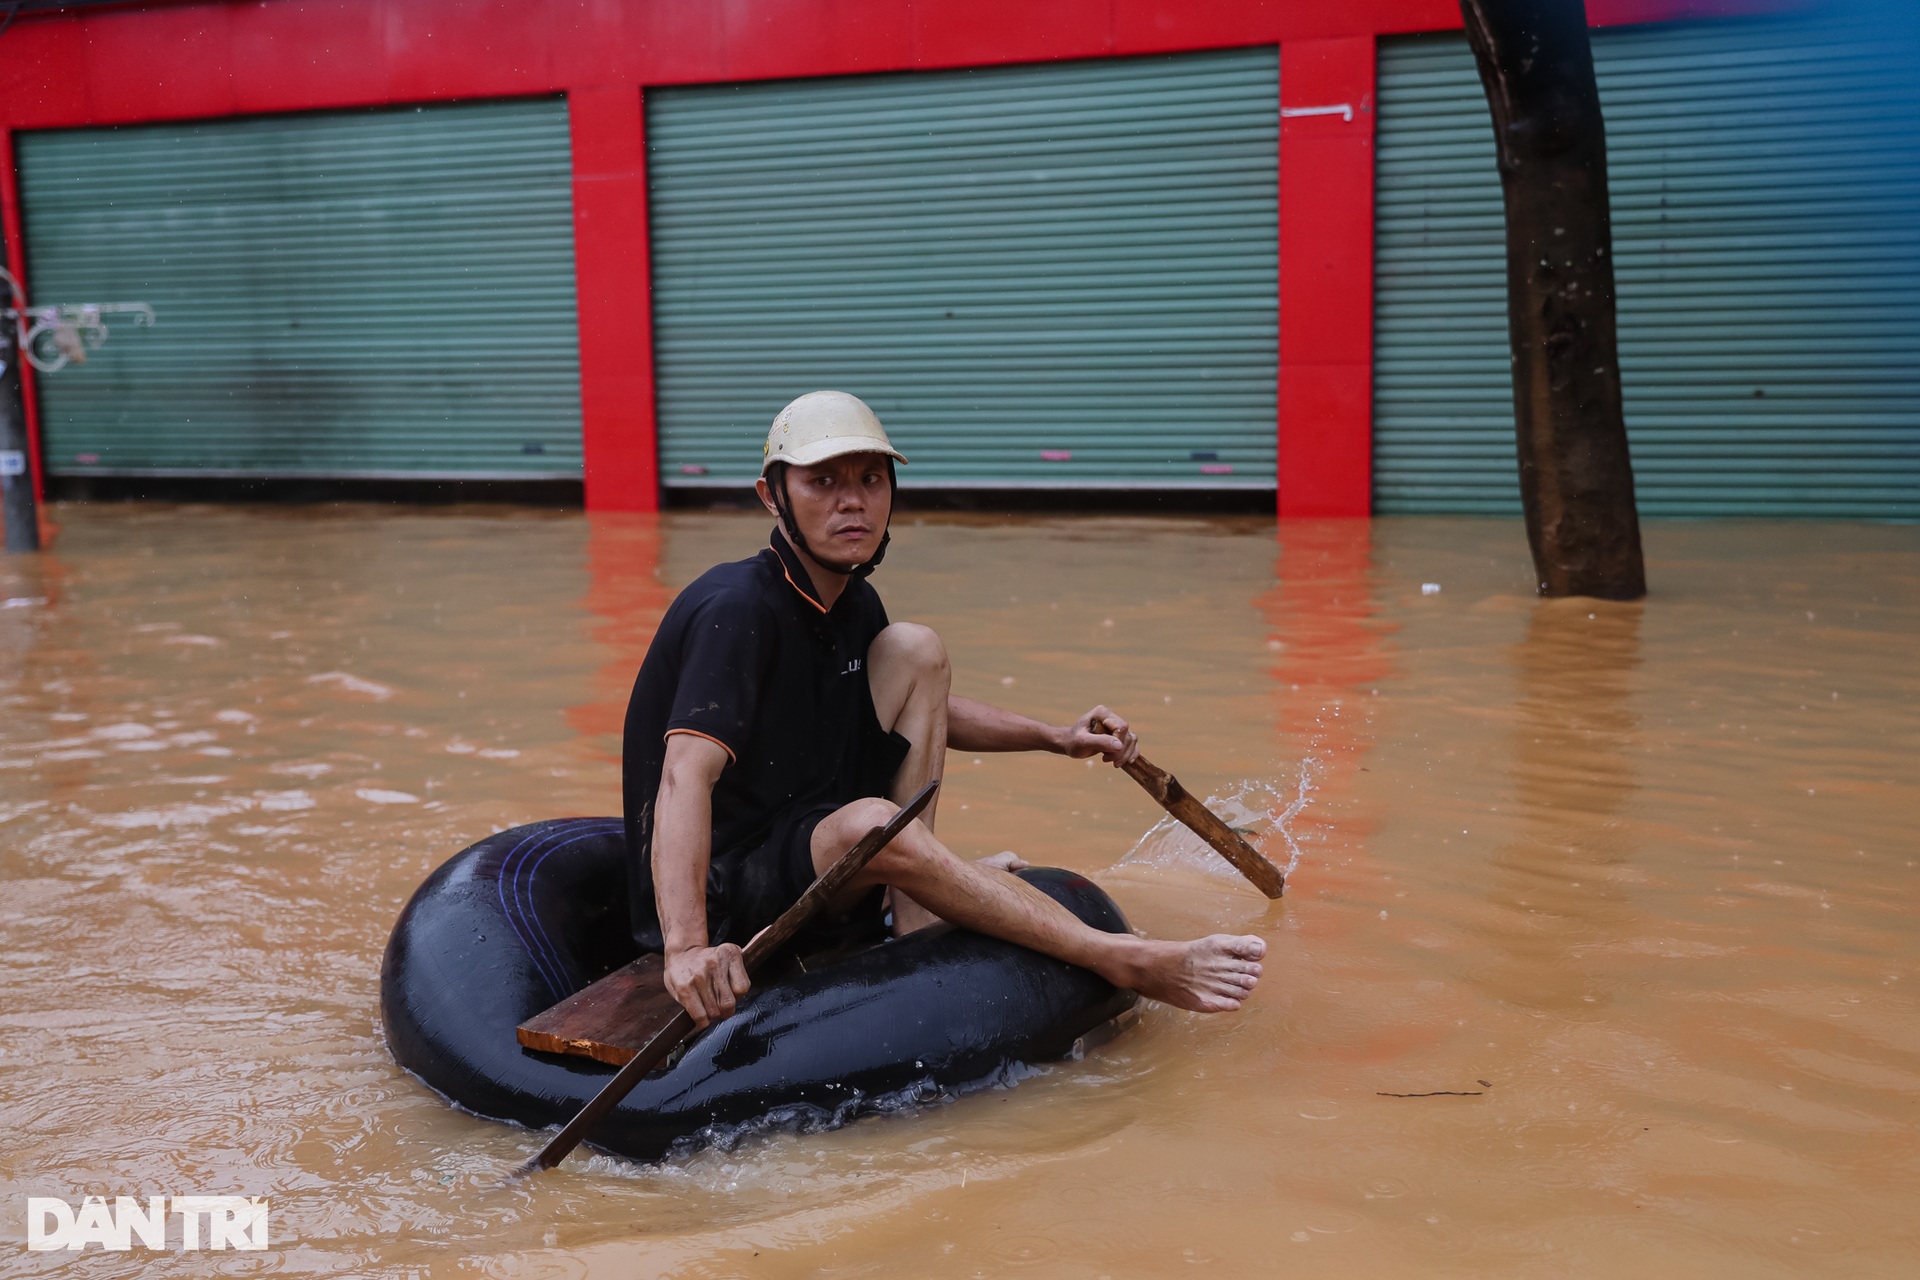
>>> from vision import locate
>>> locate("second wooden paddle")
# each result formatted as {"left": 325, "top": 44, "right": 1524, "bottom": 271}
{"left": 1094, "top": 719, "right": 1286, "bottom": 898}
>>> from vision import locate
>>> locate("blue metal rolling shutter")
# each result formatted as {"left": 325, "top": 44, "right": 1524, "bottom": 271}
{"left": 18, "top": 98, "right": 582, "bottom": 479}
{"left": 647, "top": 49, "right": 1279, "bottom": 490}
{"left": 1374, "top": 12, "right": 1920, "bottom": 517}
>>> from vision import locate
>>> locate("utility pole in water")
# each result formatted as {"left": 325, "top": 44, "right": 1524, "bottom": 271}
{"left": 1, "top": 268, "right": 155, "bottom": 553}
{"left": 0, "top": 296, "right": 37, "bottom": 553}
{"left": 1459, "top": 0, "right": 1646, "bottom": 600}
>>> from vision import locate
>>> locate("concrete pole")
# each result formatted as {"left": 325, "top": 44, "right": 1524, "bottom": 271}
{"left": 1, "top": 313, "right": 38, "bottom": 553}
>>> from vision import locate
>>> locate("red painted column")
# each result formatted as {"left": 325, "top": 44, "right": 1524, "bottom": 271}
{"left": 0, "top": 129, "right": 46, "bottom": 507}
{"left": 569, "top": 85, "right": 660, "bottom": 513}
{"left": 1277, "top": 37, "right": 1376, "bottom": 518}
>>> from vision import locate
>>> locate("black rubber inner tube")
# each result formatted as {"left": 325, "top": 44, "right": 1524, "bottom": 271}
{"left": 380, "top": 818, "right": 1140, "bottom": 1161}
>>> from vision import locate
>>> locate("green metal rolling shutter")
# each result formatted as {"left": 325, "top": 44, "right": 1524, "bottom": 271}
{"left": 18, "top": 98, "right": 581, "bottom": 479}
{"left": 1374, "top": 13, "right": 1920, "bottom": 517}
{"left": 648, "top": 49, "right": 1278, "bottom": 490}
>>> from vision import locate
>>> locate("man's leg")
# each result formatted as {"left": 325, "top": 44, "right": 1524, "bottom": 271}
{"left": 866, "top": 623, "right": 951, "bottom": 935}
{"left": 867, "top": 623, "right": 948, "bottom": 827}
{"left": 811, "top": 796, "right": 1265, "bottom": 1014}
{"left": 856, "top": 622, "right": 1264, "bottom": 1011}
{"left": 865, "top": 622, "right": 1034, "bottom": 932}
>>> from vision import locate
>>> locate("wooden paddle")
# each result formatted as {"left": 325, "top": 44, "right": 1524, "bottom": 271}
{"left": 513, "top": 779, "right": 941, "bottom": 1177}
{"left": 1094, "top": 718, "right": 1286, "bottom": 898}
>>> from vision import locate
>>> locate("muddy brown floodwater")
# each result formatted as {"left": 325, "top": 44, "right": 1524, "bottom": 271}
{"left": 1, "top": 504, "right": 1916, "bottom": 1277}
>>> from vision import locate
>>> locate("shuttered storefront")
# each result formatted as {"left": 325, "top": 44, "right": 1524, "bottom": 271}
{"left": 648, "top": 49, "right": 1279, "bottom": 490}
{"left": 19, "top": 98, "right": 582, "bottom": 479}
{"left": 1374, "top": 14, "right": 1920, "bottom": 517}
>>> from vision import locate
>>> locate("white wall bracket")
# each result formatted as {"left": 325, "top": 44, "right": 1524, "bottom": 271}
{"left": 1281, "top": 103, "right": 1355, "bottom": 123}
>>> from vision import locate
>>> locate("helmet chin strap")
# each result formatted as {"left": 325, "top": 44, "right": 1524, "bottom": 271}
{"left": 768, "top": 460, "right": 894, "bottom": 582}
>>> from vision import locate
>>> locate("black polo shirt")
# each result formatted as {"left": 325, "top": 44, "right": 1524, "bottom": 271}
{"left": 622, "top": 528, "right": 898, "bottom": 949}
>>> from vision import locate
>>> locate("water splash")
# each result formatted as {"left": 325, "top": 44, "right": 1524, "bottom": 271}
{"left": 1113, "top": 756, "right": 1320, "bottom": 884}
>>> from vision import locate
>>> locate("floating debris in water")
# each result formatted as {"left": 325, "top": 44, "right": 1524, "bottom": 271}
{"left": 306, "top": 671, "right": 397, "bottom": 701}
{"left": 1376, "top": 1089, "right": 1483, "bottom": 1098}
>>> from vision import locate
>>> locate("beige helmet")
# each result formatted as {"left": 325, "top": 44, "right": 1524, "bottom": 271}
{"left": 761, "top": 390, "right": 908, "bottom": 475}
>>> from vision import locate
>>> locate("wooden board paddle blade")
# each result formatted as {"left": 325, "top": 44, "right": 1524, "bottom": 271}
{"left": 1127, "top": 758, "right": 1286, "bottom": 898}
{"left": 1092, "top": 719, "right": 1286, "bottom": 898}
{"left": 516, "top": 955, "right": 681, "bottom": 1066}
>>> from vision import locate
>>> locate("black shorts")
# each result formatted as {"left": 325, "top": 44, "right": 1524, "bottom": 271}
{"left": 706, "top": 711, "right": 911, "bottom": 950}
{"left": 708, "top": 799, "right": 883, "bottom": 949}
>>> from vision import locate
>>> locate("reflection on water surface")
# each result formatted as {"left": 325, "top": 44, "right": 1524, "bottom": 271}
{"left": 1, "top": 504, "right": 1915, "bottom": 1276}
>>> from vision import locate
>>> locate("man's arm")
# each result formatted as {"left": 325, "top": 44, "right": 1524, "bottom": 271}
{"left": 654, "top": 730, "right": 749, "bottom": 1027}
{"left": 948, "top": 695, "right": 1141, "bottom": 766}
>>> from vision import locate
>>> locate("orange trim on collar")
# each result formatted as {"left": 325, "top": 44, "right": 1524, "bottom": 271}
{"left": 770, "top": 531, "right": 831, "bottom": 615}
{"left": 663, "top": 727, "right": 738, "bottom": 764}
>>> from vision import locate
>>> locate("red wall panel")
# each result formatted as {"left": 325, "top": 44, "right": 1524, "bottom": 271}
{"left": 718, "top": 0, "right": 915, "bottom": 81}
{"left": 1277, "top": 36, "right": 1375, "bottom": 518}
{"left": 385, "top": 0, "right": 559, "bottom": 103}
{"left": 911, "top": 0, "right": 1112, "bottom": 69}
{"left": 0, "top": 0, "right": 1776, "bottom": 144}
{"left": 83, "top": 4, "right": 239, "bottom": 122}
{"left": 570, "top": 85, "right": 659, "bottom": 513}
{"left": 625, "top": 0, "right": 725, "bottom": 86}
{"left": 229, "top": 1, "right": 393, "bottom": 113}
{"left": 544, "top": 0, "right": 644, "bottom": 89}
{"left": 0, "top": 22, "right": 89, "bottom": 128}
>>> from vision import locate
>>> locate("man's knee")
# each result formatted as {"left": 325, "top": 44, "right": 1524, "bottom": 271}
{"left": 865, "top": 820, "right": 938, "bottom": 880}
{"left": 819, "top": 795, "right": 936, "bottom": 879}
{"left": 870, "top": 622, "right": 949, "bottom": 683}
{"left": 816, "top": 795, "right": 897, "bottom": 864}
{"left": 835, "top": 795, "right": 898, "bottom": 834}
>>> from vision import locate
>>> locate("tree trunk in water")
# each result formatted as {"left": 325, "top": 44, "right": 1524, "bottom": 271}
{"left": 1460, "top": 0, "right": 1645, "bottom": 599}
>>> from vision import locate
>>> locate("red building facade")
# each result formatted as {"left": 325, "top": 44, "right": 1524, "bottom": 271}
{"left": 0, "top": 0, "right": 1781, "bottom": 514}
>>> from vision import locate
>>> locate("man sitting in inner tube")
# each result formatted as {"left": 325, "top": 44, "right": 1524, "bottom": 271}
{"left": 622, "top": 390, "right": 1267, "bottom": 1029}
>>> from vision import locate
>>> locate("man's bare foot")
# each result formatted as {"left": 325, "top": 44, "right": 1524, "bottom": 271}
{"left": 1114, "top": 934, "right": 1266, "bottom": 1013}
{"left": 979, "top": 850, "right": 1030, "bottom": 872}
